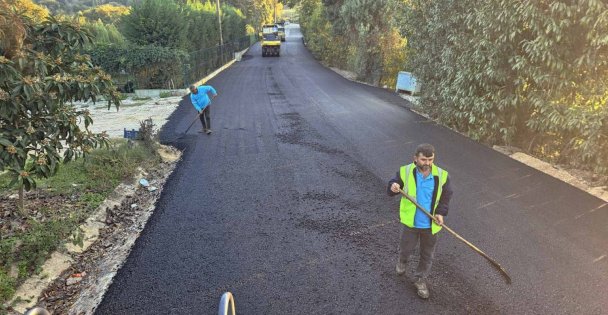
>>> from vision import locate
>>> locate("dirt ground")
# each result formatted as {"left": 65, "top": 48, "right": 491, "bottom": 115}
{"left": 2, "top": 145, "right": 181, "bottom": 315}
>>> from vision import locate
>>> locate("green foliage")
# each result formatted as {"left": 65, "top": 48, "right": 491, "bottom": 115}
{"left": 183, "top": 1, "right": 250, "bottom": 84}
{"left": 120, "top": 0, "right": 189, "bottom": 49}
{"left": 403, "top": 0, "right": 608, "bottom": 176}
{"left": 301, "top": 0, "right": 350, "bottom": 68}
{"left": 220, "top": 4, "right": 248, "bottom": 46}
{"left": 48, "top": 140, "right": 157, "bottom": 192}
{"left": 298, "top": 0, "right": 406, "bottom": 86}
{"left": 0, "top": 269, "right": 15, "bottom": 303}
{"left": 88, "top": 44, "right": 188, "bottom": 88}
{"left": 233, "top": 0, "right": 278, "bottom": 28}
{"left": 0, "top": 217, "right": 81, "bottom": 302}
{"left": 79, "top": 191, "right": 105, "bottom": 209}
{"left": 34, "top": 0, "right": 134, "bottom": 15}
{"left": 182, "top": 1, "right": 248, "bottom": 49}
{"left": 0, "top": 217, "right": 78, "bottom": 292}
{"left": 339, "top": 0, "right": 401, "bottom": 85}
{"left": 0, "top": 13, "right": 120, "bottom": 211}
{"left": 138, "top": 118, "right": 156, "bottom": 146}
{"left": 86, "top": 19, "right": 126, "bottom": 46}
{"left": 82, "top": 139, "right": 160, "bottom": 186}
{"left": 15, "top": 0, "right": 50, "bottom": 22}
{"left": 0, "top": 140, "right": 161, "bottom": 304}
{"left": 89, "top": 0, "right": 248, "bottom": 88}
{"left": 184, "top": 0, "right": 222, "bottom": 51}
{"left": 18, "top": 220, "right": 73, "bottom": 274}
{"left": 80, "top": 3, "right": 130, "bottom": 24}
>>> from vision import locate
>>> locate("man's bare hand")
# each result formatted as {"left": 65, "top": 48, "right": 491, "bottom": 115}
{"left": 434, "top": 214, "right": 444, "bottom": 226}
{"left": 390, "top": 183, "right": 401, "bottom": 193}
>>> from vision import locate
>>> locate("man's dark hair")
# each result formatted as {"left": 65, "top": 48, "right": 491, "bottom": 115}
{"left": 189, "top": 84, "right": 196, "bottom": 90}
{"left": 415, "top": 143, "right": 435, "bottom": 157}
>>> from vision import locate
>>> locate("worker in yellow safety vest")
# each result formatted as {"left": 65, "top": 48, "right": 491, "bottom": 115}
{"left": 388, "top": 143, "right": 453, "bottom": 299}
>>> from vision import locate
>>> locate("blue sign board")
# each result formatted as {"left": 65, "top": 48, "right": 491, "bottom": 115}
{"left": 396, "top": 71, "right": 420, "bottom": 94}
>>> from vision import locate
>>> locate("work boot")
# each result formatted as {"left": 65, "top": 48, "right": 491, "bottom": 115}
{"left": 395, "top": 262, "right": 406, "bottom": 275}
{"left": 414, "top": 278, "right": 430, "bottom": 299}
{"left": 206, "top": 129, "right": 212, "bottom": 135}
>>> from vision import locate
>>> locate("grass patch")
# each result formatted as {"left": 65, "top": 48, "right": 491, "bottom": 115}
{"left": 0, "top": 172, "right": 11, "bottom": 191}
{"left": 0, "top": 140, "right": 162, "bottom": 305}
{"left": 159, "top": 91, "right": 172, "bottom": 98}
{"left": 0, "top": 270, "right": 15, "bottom": 303}
{"left": 132, "top": 96, "right": 151, "bottom": 101}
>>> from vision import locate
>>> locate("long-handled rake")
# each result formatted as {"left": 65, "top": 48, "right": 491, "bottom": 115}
{"left": 163, "top": 112, "right": 201, "bottom": 142}
{"left": 181, "top": 112, "right": 202, "bottom": 136}
{"left": 398, "top": 188, "right": 512, "bottom": 284}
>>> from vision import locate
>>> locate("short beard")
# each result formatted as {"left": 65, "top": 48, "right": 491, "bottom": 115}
{"left": 417, "top": 164, "right": 430, "bottom": 172}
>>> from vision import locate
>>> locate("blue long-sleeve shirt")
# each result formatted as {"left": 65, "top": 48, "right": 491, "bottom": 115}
{"left": 190, "top": 85, "right": 217, "bottom": 112}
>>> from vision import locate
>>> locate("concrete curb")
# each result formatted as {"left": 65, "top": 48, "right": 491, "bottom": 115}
{"left": 9, "top": 180, "right": 138, "bottom": 313}
{"left": 68, "top": 147, "right": 181, "bottom": 315}
{"left": 506, "top": 150, "right": 608, "bottom": 202}
{"left": 189, "top": 46, "right": 251, "bottom": 89}
{"left": 7, "top": 146, "right": 181, "bottom": 314}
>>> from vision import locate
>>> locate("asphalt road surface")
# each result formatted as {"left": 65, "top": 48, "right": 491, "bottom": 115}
{"left": 96, "top": 25, "right": 608, "bottom": 314}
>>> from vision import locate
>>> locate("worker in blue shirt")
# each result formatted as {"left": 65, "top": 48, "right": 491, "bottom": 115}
{"left": 189, "top": 84, "right": 218, "bottom": 134}
{"left": 388, "top": 143, "right": 453, "bottom": 299}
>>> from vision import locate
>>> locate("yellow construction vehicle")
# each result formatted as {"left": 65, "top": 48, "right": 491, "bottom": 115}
{"left": 261, "top": 24, "right": 281, "bottom": 57}
{"left": 277, "top": 22, "right": 286, "bottom": 42}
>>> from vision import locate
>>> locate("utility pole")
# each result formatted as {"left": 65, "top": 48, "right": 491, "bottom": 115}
{"left": 216, "top": 0, "right": 224, "bottom": 63}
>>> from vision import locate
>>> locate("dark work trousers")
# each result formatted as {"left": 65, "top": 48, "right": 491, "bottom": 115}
{"left": 398, "top": 225, "right": 438, "bottom": 280}
{"left": 199, "top": 106, "right": 211, "bottom": 130}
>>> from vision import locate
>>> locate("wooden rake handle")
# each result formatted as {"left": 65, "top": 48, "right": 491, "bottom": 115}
{"left": 398, "top": 188, "right": 512, "bottom": 284}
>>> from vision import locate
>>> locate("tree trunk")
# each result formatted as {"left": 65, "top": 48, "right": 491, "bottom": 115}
{"left": 18, "top": 185, "right": 25, "bottom": 216}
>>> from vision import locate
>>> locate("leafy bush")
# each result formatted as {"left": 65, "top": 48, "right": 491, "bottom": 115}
{"left": 86, "top": 20, "right": 126, "bottom": 46}
{"left": 80, "top": 3, "right": 130, "bottom": 24}
{"left": 299, "top": 0, "right": 407, "bottom": 86}
{"left": 0, "top": 269, "right": 15, "bottom": 303}
{"left": 120, "top": 0, "right": 188, "bottom": 49}
{"left": 88, "top": 44, "right": 188, "bottom": 89}
{"left": 0, "top": 12, "right": 120, "bottom": 212}
{"left": 138, "top": 118, "right": 157, "bottom": 146}
{"left": 403, "top": 0, "right": 608, "bottom": 176}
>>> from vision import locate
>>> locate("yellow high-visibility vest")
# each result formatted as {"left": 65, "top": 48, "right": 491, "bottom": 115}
{"left": 399, "top": 163, "right": 448, "bottom": 234}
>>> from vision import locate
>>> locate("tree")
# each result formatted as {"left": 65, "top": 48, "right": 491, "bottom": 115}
{"left": 298, "top": 0, "right": 406, "bottom": 86}
{"left": 119, "top": 0, "right": 189, "bottom": 49}
{"left": 220, "top": 3, "right": 247, "bottom": 41}
{"left": 340, "top": 0, "right": 402, "bottom": 85}
{"left": 80, "top": 3, "right": 130, "bottom": 24}
{"left": 87, "top": 19, "right": 126, "bottom": 46}
{"left": 0, "top": 1, "right": 28, "bottom": 59}
{"left": 0, "top": 9, "right": 120, "bottom": 213}
{"left": 226, "top": 0, "right": 281, "bottom": 27}
{"left": 34, "top": 0, "right": 135, "bottom": 14}
{"left": 15, "top": 0, "right": 50, "bottom": 21}
{"left": 402, "top": 0, "right": 608, "bottom": 176}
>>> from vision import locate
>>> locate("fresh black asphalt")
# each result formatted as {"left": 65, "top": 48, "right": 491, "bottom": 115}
{"left": 96, "top": 25, "right": 608, "bottom": 314}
